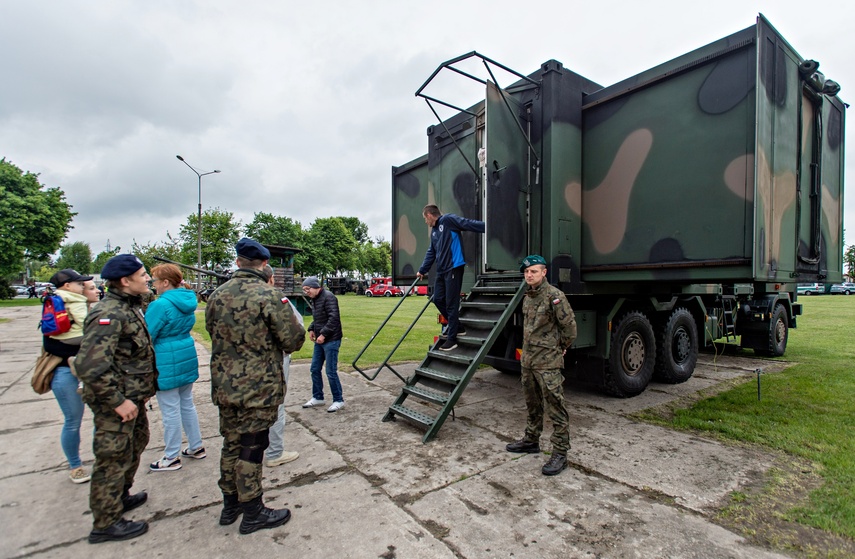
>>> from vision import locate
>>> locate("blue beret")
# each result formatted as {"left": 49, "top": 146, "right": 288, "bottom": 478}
{"left": 235, "top": 237, "right": 271, "bottom": 260}
{"left": 520, "top": 254, "right": 548, "bottom": 272}
{"left": 101, "top": 254, "right": 145, "bottom": 280}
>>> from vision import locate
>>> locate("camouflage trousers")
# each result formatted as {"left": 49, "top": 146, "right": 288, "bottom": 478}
{"left": 520, "top": 367, "right": 571, "bottom": 454}
{"left": 217, "top": 406, "right": 278, "bottom": 502}
{"left": 89, "top": 402, "right": 149, "bottom": 529}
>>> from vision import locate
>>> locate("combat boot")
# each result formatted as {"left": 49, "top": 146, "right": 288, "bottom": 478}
{"left": 238, "top": 495, "right": 291, "bottom": 535}
{"left": 219, "top": 493, "right": 243, "bottom": 526}
{"left": 88, "top": 518, "right": 148, "bottom": 543}
{"left": 121, "top": 490, "right": 148, "bottom": 512}
{"left": 505, "top": 438, "right": 540, "bottom": 454}
{"left": 542, "top": 453, "right": 567, "bottom": 476}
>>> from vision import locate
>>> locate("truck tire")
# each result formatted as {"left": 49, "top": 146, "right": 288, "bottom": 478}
{"left": 755, "top": 303, "right": 788, "bottom": 357}
{"left": 654, "top": 307, "right": 698, "bottom": 384}
{"left": 605, "top": 311, "right": 656, "bottom": 397}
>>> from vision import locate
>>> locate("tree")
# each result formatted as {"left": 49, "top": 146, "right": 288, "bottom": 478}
{"left": 336, "top": 216, "right": 370, "bottom": 245}
{"left": 244, "top": 212, "right": 304, "bottom": 248}
{"left": 0, "top": 158, "right": 75, "bottom": 278}
{"left": 357, "top": 238, "right": 392, "bottom": 277}
{"left": 56, "top": 241, "right": 93, "bottom": 274}
{"left": 844, "top": 244, "right": 855, "bottom": 279}
{"left": 131, "top": 234, "right": 183, "bottom": 273}
{"left": 298, "top": 217, "right": 357, "bottom": 277}
{"left": 93, "top": 247, "right": 121, "bottom": 273}
{"left": 178, "top": 207, "right": 242, "bottom": 270}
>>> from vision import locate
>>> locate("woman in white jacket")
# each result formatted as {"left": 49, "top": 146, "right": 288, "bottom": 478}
{"left": 43, "top": 269, "right": 93, "bottom": 484}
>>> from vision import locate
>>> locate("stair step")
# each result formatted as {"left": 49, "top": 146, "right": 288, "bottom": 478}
{"left": 426, "top": 350, "right": 473, "bottom": 365}
{"left": 460, "top": 317, "right": 498, "bottom": 328}
{"left": 471, "top": 285, "right": 519, "bottom": 294}
{"left": 388, "top": 404, "right": 435, "bottom": 428}
{"left": 461, "top": 301, "right": 509, "bottom": 310}
{"left": 404, "top": 385, "right": 450, "bottom": 405}
{"left": 415, "top": 366, "right": 463, "bottom": 384}
{"left": 458, "top": 334, "right": 484, "bottom": 347}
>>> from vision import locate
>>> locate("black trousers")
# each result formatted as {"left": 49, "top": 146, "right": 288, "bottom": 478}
{"left": 432, "top": 266, "right": 464, "bottom": 340}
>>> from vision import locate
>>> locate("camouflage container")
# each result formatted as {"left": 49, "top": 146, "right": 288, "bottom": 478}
{"left": 392, "top": 16, "right": 845, "bottom": 396}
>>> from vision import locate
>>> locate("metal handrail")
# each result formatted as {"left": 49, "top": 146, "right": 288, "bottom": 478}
{"left": 352, "top": 277, "right": 433, "bottom": 383}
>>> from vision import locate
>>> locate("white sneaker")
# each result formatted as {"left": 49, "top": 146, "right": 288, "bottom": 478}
{"left": 302, "top": 398, "right": 326, "bottom": 408}
{"left": 264, "top": 451, "right": 299, "bottom": 467}
{"left": 327, "top": 401, "right": 345, "bottom": 413}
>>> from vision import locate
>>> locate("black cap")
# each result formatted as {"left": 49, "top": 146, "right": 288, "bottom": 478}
{"left": 50, "top": 269, "right": 93, "bottom": 287}
{"left": 235, "top": 237, "right": 271, "bottom": 260}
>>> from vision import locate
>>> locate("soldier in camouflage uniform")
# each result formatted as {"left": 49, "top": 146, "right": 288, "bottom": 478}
{"left": 205, "top": 238, "right": 305, "bottom": 535}
{"left": 75, "top": 254, "right": 157, "bottom": 543}
{"left": 506, "top": 255, "right": 577, "bottom": 476}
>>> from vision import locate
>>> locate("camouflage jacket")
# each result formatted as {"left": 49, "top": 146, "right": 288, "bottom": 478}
{"left": 521, "top": 279, "right": 577, "bottom": 369}
{"left": 205, "top": 269, "right": 306, "bottom": 409}
{"left": 76, "top": 290, "right": 158, "bottom": 409}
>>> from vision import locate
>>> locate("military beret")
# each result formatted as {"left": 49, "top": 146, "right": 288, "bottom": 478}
{"left": 302, "top": 276, "right": 321, "bottom": 289}
{"left": 235, "top": 237, "right": 271, "bottom": 260}
{"left": 520, "top": 254, "right": 548, "bottom": 272}
{"left": 50, "top": 268, "right": 93, "bottom": 287}
{"left": 101, "top": 254, "right": 145, "bottom": 280}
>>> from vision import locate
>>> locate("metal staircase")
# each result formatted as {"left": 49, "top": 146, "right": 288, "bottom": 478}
{"left": 383, "top": 273, "right": 525, "bottom": 442}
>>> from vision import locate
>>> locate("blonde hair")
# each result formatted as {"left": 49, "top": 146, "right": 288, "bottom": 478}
{"left": 150, "top": 263, "right": 183, "bottom": 288}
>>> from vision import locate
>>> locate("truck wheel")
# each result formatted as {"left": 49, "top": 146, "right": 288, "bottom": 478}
{"left": 654, "top": 308, "right": 698, "bottom": 384}
{"left": 605, "top": 311, "right": 655, "bottom": 397}
{"left": 756, "top": 304, "right": 788, "bottom": 357}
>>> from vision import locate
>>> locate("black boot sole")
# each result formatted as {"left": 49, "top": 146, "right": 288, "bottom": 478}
{"left": 239, "top": 509, "right": 291, "bottom": 535}
{"left": 506, "top": 445, "right": 540, "bottom": 454}
{"left": 88, "top": 522, "right": 148, "bottom": 544}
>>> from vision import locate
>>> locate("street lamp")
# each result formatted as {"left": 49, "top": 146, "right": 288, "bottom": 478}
{"left": 176, "top": 155, "right": 221, "bottom": 277}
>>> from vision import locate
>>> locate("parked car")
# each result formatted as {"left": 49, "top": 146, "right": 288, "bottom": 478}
{"left": 365, "top": 281, "right": 404, "bottom": 297}
{"left": 406, "top": 285, "right": 428, "bottom": 296}
{"left": 13, "top": 285, "right": 28, "bottom": 296}
{"left": 796, "top": 283, "right": 824, "bottom": 295}
{"left": 830, "top": 282, "right": 855, "bottom": 295}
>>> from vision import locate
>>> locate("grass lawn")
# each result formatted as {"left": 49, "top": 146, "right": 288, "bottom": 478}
{"left": 0, "top": 298, "right": 43, "bottom": 307}
{"left": 192, "top": 293, "right": 442, "bottom": 370}
{"left": 636, "top": 295, "right": 855, "bottom": 550}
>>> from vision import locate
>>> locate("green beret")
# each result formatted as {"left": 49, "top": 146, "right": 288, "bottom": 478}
{"left": 520, "top": 254, "right": 547, "bottom": 272}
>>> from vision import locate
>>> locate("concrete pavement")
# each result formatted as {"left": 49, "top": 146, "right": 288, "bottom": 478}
{"left": 0, "top": 305, "right": 794, "bottom": 558}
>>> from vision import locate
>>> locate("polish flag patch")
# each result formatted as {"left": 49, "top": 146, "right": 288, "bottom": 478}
{"left": 99, "top": 318, "right": 111, "bottom": 325}
{"left": 281, "top": 297, "right": 290, "bottom": 304}
{"left": 552, "top": 298, "right": 561, "bottom": 305}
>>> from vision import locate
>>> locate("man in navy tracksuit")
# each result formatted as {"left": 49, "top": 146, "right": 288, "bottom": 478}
{"left": 417, "top": 205, "right": 485, "bottom": 351}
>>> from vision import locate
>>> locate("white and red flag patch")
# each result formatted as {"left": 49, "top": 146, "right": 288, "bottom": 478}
{"left": 99, "top": 318, "right": 111, "bottom": 325}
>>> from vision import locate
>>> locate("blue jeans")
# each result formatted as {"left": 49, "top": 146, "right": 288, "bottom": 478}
{"left": 51, "top": 366, "right": 84, "bottom": 469}
{"left": 310, "top": 338, "right": 343, "bottom": 402}
{"left": 155, "top": 383, "right": 203, "bottom": 460}
{"left": 266, "top": 355, "right": 292, "bottom": 460}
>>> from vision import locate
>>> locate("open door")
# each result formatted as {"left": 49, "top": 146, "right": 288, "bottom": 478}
{"left": 484, "top": 81, "right": 530, "bottom": 272}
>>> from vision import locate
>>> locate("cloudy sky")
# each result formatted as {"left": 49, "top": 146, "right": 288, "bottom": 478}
{"left": 2, "top": 0, "right": 853, "bottom": 259}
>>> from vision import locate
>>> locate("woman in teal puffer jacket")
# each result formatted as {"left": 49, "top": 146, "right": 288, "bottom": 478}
{"left": 146, "top": 264, "right": 206, "bottom": 471}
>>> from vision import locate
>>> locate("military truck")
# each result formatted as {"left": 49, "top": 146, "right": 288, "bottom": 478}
{"left": 388, "top": 14, "right": 845, "bottom": 420}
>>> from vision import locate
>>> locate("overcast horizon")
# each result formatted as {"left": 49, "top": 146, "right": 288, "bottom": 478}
{"left": 3, "top": 0, "right": 853, "bottom": 261}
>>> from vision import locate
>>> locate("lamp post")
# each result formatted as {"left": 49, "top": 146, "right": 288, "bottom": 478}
{"left": 176, "top": 155, "right": 221, "bottom": 278}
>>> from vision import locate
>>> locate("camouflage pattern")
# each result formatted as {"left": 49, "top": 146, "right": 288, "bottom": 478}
{"left": 89, "top": 404, "right": 149, "bottom": 528}
{"left": 521, "top": 279, "right": 577, "bottom": 369}
{"left": 519, "top": 278, "right": 575, "bottom": 454}
{"left": 77, "top": 290, "right": 157, "bottom": 411}
{"left": 205, "top": 268, "right": 305, "bottom": 502}
{"left": 521, "top": 367, "right": 570, "bottom": 454}
{"left": 391, "top": 16, "right": 845, "bottom": 379}
{"left": 217, "top": 406, "right": 278, "bottom": 501}
{"left": 205, "top": 269, "right": 305, "bottom": 410}
{"left": 75, "top": 290, "right": 156, "bottom": 529}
